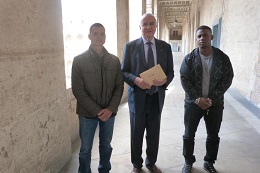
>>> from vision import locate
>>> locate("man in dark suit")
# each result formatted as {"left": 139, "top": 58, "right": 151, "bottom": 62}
{"left": 121, "top": 13, "right": 174, "bottom": 173}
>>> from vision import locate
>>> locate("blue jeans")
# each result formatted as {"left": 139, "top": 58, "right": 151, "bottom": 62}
{"left": 78, "top": 115, "right": 115, "bottom": 173}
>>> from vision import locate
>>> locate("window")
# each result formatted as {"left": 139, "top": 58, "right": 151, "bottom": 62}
{"left": 61, "top": 0, "right": 117, "bottom": 89}
{"left": 212, "top": 17, "right": 222, "bottom": 48}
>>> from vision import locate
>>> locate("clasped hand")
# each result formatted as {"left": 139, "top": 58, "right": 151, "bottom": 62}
{"left": 197, "top": 98, "right": 212, "bottom": 110}
{"left": 97, "top": 108, "right": 112, "bottom": 121}
{"left": 134, "top": 77, "right": 166, "bottom": 89}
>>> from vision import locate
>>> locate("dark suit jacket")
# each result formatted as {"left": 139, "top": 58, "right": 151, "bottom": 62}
{"left": 121, "top": 37, "right": 174, "bottom": 113}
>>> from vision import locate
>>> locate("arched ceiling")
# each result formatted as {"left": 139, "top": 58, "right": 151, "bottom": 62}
{"left": 158, "top": 0, "right": 192, "bottom": 28}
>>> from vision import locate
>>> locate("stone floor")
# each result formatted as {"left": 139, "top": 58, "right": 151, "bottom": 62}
{"left": 59, "top": 52, "right": 260, "bottom": 173}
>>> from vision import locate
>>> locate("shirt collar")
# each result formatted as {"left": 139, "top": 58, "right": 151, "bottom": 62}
{"left": 141, "top": 36, "right": 155, "bottom": 45}
{"left": 89, "top": 46, "right": 104, "bottom": 57}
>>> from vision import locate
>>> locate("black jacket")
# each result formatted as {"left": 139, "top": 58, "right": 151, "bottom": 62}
{"left": 180, "top": 47, "right": 234, "bottom": 106}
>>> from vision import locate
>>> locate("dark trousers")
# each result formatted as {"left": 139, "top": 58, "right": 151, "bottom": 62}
{"left": 130, "top": 93, "right": 161, "bottom": 168}
{"left": 183, "top": 103, "right": 223, "bottom": 164}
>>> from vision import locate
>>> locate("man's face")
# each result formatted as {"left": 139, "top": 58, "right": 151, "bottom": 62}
{"left": 196, "top": 29, "right": 213, "bottom": 49}
{"left": 140, "top": 15, "right": 157, "bottom": 41}
{"left": 88, "top": 26, "right": 106, "bottom": 46}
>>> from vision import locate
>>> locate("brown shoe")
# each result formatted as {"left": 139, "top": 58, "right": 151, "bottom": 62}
{"left": 146, "top": 164, "right": 162, "bottom": 173}
{"left": 131, "top": 167, "right": 142, "bottom": 173}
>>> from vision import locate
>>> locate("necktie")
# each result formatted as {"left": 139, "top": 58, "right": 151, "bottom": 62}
{"left": 146, "top": 42, "right": 156, "bottom": 95}
{"left": 147, "top": 42, "right": 155, "bottom": 68}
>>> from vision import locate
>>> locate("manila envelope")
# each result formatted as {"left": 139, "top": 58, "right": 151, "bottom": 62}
{"left": 139, "top": 64, "right": 167, "bottom": 85}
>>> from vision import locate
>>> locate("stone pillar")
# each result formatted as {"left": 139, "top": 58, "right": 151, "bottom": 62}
{"left": 117, "top": 0, "right": 129, "bottom": 101}
{"left": 158, "top": 10, "right": 166, "bottom": 40}
{"left": 0, "top": 0, "right": 71, "bottom": 172}
{"left": 117, "top": 0, "right": 129, "bottom": 60}
{"left": 154, "top": 0, "right": 159, "bottom": 38}
{"left": 142, "top": 0, "right": 147, "bottom": 14}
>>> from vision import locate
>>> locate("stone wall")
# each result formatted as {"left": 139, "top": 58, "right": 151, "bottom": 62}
{"left": 67, "top": 89, "right": 79, "bottom": 143}
{"left": 220, "top": 0, "right": 260, "bottom": 107}
{"left": 0, "top": 0, "right": 71, "bottom": 172}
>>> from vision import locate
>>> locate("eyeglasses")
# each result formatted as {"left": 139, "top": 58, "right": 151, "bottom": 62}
{"left": 141, "top": 22, "right": 157, "bottom": 28}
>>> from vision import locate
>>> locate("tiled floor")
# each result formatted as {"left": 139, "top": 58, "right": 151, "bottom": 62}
{"left": 59, "top": 52, "right": 260, "bottom": 173}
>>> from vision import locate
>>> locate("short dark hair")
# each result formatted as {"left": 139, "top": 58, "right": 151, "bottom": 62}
{"left": 89, "top": 23, "right": 104, "bottom": 34}
{"left": 196, "top": 25, "right": 212, "bottom": 33}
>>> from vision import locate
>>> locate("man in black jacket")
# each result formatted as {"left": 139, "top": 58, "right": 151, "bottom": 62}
{"left": 180, "top": 25, "right": 234, "bottom": 173}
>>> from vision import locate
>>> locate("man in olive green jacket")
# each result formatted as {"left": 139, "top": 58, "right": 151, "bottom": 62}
{"left": 71, "top": 23, "right": 124, "bottom": 173}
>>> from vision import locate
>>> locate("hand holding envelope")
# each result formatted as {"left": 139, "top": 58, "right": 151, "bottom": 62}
{"left": 139, "top": 64, "right": 167, "bottom": 86}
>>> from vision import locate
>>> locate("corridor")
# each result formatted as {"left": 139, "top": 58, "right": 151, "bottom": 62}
{"left": 60, "top": 52, "right": 260, "bottom": 173}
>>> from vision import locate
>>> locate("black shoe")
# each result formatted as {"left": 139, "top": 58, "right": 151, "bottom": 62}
{"left": 182, "top": 163, "right": 192, "bottom": 173}
{"left": 146, "top": 164, "right": 162, "bottom": 173}
{"left": 203, "top": 162, "right": 218, "bottom": 173}
{"left": 131, "top": 167, "right": 142, "bottom": 173}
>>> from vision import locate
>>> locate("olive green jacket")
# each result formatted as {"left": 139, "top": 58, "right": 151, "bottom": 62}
{"left": 71, "top": 47, "right": 124, "bottom": 118}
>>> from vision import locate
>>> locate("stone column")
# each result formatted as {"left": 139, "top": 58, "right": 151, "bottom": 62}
{"left": 142, "top": 0, "right": 147, "bottom": 14}
{"left": 116, "top": 0, "right": 129, "bottom": 59}
{"left": 116, "top": 0, "right": 129, "bottom": 101}
{"left": 0, "top": 0, "right": 71, "bottom": 172}
{"left": 154, "top": 0, "right": 159, "bottom": 38}
{"left": 158, "top": 10, "right": 166, "bottom": 40}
